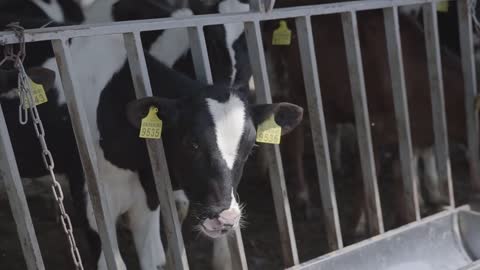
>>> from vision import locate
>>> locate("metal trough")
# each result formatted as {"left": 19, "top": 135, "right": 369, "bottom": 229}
{"left": 289, "top": 207, "right": 480, "bottom": 270}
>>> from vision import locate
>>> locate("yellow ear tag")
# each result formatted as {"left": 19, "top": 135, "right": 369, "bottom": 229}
{"left": 437, "top": 1, "right": 449, "bottom": 12}
{"left": 272, "top": 20, "right": 292, "bottom": 46}
{"left": 139, "top": 106, "right": 163, "bottom": 139}
{"left": 256, "top": 114, "right": 282, "bottom": 144}
{"left": 23, "top": 78, "right": 48, "bottom": 109}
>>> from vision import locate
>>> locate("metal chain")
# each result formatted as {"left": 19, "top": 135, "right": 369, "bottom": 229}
{"left": 1, "top": 24, "right": 84, "bottom": 270}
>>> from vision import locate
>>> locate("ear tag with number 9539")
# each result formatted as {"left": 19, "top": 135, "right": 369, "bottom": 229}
{"left": 139, "top": 106, "right": 162, "bottom": 139}
{"left": 22, "top": 77, "right": 48, "bottom": 109}
{"left": 256, "top": 114, "right": 282, "bottom": 144}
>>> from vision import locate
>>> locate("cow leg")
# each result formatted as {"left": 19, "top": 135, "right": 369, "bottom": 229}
{"left": 391, "top": 152, "right": 423, "bottom": 226}
{"left": 420, "top": 147, "right": 449, "bottom": 209}
{"left": 85, "top": 189, "right": 126, "bottom": 270}
{"left": 127, "top": 201, "right": 165, "bottom": 270}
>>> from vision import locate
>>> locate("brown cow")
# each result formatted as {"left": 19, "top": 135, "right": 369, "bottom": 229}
{"left": 262, "top": 0, "right": 471, "bottom": 232}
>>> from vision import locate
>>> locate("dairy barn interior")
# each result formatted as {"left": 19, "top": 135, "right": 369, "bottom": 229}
{"left": 1, "top": 0, "right": 480, "bottom": 269}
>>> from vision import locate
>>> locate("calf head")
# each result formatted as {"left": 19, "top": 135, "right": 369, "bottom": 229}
{"left": 126, "top": 85, "right": 303, "bottom": 238}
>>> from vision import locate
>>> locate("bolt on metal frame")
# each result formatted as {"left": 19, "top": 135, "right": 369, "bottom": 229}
{"left": 0, "top": 0, "right": 477, "bottom": 269}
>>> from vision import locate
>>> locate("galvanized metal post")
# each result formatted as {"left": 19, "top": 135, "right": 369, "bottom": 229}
{"left": 187, "top": 26, "right": 213, "bottom": 83}
{"left": 244, "top": 19, "right": 300, "bottom": 267}
{"left": 0, "top": 105, "right": 45, "bottom": 270}
{"left": 383, "top": 6, "right": 421, "bottom": 222}
{"left": 457, "top": 0, "right": 480, "bottom": 193}
{"left": 341, "top": 11, "right": 384, "bottom": 235}
{"left": 295, "top": 15, "right": 343, "bottom": 250}
{"left": 422, "top": 2, "right": 455, "bottom": 208}
{"left": 187, "top": 25, "right": 248, "bottom": 270}
{"left": 123, "top": 31, "right": 190, "bottom": 270}
{"left": 51, "top": 38, "right": 120, "bottom": 270}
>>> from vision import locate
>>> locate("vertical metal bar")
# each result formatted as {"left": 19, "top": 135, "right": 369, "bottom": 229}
{"left": 422, "top": 2, "right": 455, "bottom": 208}
{"left": 123, "top": 31, "right": 189, "bottom": 270}
{"left": 227, "top": 228, "right": 249, "bottom": 270}
{"left": 187, "top": 26, "right": 213, "bottom": 83}
{"left": 383, "top": 6, "right": 421, "bottom": 222}
{"left": 458, "top": 0, "right": 480, "bottom": 193}
{"left": 51, "top": 38, "right": 119, "bottom": 270}
{"left": 187, "top": 26, "right": 248, "bottom": 270}
{"left": 341, "top": 11, "right": 384, "bottom": 235}
{"left": 295, "top": 16, "right": 343, "bottom": 250}
{"left": 244, "top": 20, "right": 299, "bottom": 267}
{"left": 0, "top": 106, "right": 45, "bottom": 270}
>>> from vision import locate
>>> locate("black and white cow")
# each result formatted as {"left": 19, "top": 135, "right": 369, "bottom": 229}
{"left": 112, "top": 0, "right": 252, "bottom": 87}
{"left": 94, "top": 50, "right": 302, "bottom": 269}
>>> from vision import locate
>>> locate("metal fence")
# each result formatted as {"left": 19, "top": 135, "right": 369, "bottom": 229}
{"left": 0, "top": 0, "right": 477, "bottom": 269}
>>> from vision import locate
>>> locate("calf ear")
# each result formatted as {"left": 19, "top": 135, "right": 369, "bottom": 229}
{"left": 126, "top": 97, "right": 179, "bottom": 128}
{"left": 27, "top": 67, "right": 56, "bottom": 91}
{"left": 251, "top": 102, "right": 303, "bottom": 135}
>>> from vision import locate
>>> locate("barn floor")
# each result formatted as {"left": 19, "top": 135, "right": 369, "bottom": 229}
{"left": 0, "top": 134, "right": 474, "bottom": 269}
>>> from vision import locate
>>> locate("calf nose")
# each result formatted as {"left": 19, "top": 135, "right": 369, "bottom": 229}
{"left": 218, "top": 208, "right": 241, "bottom": 227}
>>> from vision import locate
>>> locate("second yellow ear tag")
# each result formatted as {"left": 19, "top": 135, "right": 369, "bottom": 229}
{"left": 23, "top": 78, "right": 48, "bottom": 109}
{"left": 272, "top": 20, "right": 292, "bottom": 46}
{"left": 256, "top": 115, "right": 282, "bottom": 144}
{"left": 139, "top": 106, "right": 162, "bottom": 139}
{"left": 437, "top": 1, "right": 449, "bottom": 12}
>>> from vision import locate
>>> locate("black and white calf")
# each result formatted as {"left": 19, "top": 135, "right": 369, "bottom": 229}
{"left": 92, "top": 49, "right": 302, "bottom": 269}
{"left": 112, "top": 0, "right": 251, "bottom": 87}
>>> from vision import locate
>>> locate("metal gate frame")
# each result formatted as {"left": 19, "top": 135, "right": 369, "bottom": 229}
{"left": 0, "top": 0, "right": 477, "bottom": 269}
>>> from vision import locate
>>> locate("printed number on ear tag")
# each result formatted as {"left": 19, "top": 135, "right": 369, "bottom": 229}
{"left": 437, "top": 1, "right": 449, "bottom": 12}
{"left": 272, "top": 20, "right": 292, "bottom": 46}
{"left": 256, "top": 115, "right": 281, "bottom": 144}
{"left": 22, "top": 78, "right": 48, "bottom": 109}
{"left": 139, "top": 106, "right": 162, "bottom": 139}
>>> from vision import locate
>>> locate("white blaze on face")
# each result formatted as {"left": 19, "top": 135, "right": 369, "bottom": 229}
{"left": 32, "top": 0, "right": 65, "bottom": 23}
{"left": 218, "top": 0, "right": 250, "bottom": 85}
{"left": 206, "top": 94, "right": 245, "bottom": 169}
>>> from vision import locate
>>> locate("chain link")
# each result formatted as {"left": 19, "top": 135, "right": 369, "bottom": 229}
{"left": 1, "top": 24, "right": 84, "bottom": 270}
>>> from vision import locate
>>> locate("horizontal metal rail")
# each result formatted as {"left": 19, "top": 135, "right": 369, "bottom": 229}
{"left": 0, "top": 0, "right": 456, "bottom": 45}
